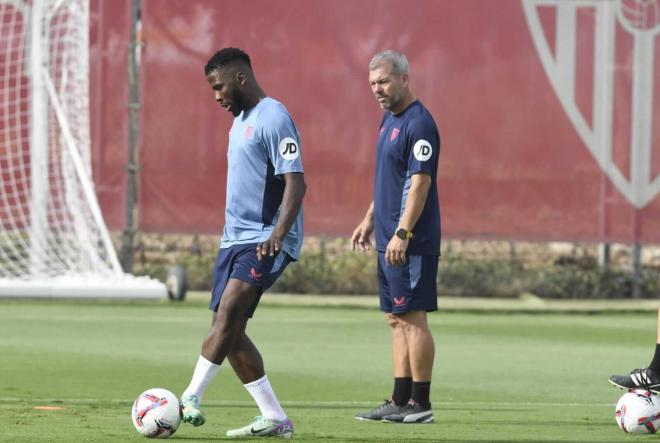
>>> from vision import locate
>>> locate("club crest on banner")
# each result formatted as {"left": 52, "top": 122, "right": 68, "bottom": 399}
{"left": 522, "top": 0, "right": 659, "bottom": 208}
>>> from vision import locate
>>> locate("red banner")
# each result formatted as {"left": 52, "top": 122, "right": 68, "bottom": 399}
{"left": 93, "top": 0, "right": 660, "bottom": 243}
{"left": 90, "top": 0, "right": 132, "bottom": 229}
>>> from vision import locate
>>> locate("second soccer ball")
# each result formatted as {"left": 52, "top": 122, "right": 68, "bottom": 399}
{"left": 615, "top": 389, "right": 660, "bottom": 434}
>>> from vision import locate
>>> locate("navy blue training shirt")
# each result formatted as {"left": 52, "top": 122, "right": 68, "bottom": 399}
{"left": 374, "top": 100, "right": 441, "bottom": 255}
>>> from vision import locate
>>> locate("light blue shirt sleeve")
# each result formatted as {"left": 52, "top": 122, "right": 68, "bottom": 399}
{"left": 259, "top": 105, "right": 304, "bottom": 175}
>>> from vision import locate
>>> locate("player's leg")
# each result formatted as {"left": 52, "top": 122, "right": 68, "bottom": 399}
{"left": 202, "top": 279, "right": 260, "bottom": 362}
{"left": 180, "top": 311, "right": 221, "bottom": 426}
{"left": 180, "top": 247, "right": 234, "bottom": 426}
{"left": 229, "top": 333, "right": 288, "bottom": 421}
{"left": 225, "top": 333, "right": 293, "bottom": 438}
{"left": 181, "top": 278, "right": 260, "bottom": 426}
{"left": 355, "top": 253, "right": 410, "bottom": 421}
{"left": 228, "top": 331, "right": 264, "bottom": 383}
{"left": 225, "top": 251, "right": 294, "bottom": 438}
{"left": 609, "top": 307, "right": 660, "bottom": 393}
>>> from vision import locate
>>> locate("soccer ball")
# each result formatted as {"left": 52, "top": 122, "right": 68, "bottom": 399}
{"left": 615, "top": 389, "right": 660, "bottom": 434}
{"left": 131, "top": 388, "right": 182, "bottom": 438}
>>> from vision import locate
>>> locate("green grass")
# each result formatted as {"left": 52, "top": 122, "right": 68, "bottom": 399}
{"left": 0, "top": 297, "right": 657, "bottom": 442}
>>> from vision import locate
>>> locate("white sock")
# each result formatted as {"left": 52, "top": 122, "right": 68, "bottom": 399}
{"left": 182, "top": 355, "right": 221, "bottom": 402}
{"left": 244, "top": 375, "right": 287, "bottom": 421}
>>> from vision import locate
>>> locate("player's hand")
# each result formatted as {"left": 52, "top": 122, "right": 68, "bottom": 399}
{"left": 256, "top": 235, "right": 283, "bottom": 261}
{"left": 351, "top": 221, "right": 373, "bottom": 252}
{"left": 385, "top": 236, "right": 408, "bottom": 266}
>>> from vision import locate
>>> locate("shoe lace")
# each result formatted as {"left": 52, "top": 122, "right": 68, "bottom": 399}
{"left": 405, "top": 400, "right": 419, "bottom": 410}
{"left": 632, "top": 368, "right": 653, "bottom": 390}
{"left": 375, "top": 399, "right": 394, "bottom": 412}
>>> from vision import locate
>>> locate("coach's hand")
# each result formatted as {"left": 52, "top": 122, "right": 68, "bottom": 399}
{"left": 385, "top": 236, "right": 408, "bottom": 266}
{"left": 256, "top": 235, "right": 283, "bottom": 261}
{"left": 351, "top": 220, "right": 374, "bottom": 252}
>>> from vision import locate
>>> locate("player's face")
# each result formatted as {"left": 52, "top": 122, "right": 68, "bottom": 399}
{"left": 206, "top": 68, "right": 246, "bottom": 117}
{"left": 369, "top": 64, "right": 407, "bottom": 112}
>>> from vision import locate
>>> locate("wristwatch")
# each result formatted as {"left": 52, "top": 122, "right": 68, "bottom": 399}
{"left": 395, "top": 228, "right": 413, "bottom": 240}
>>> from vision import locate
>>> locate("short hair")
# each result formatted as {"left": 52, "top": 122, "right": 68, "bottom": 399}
{"left": 368, "top": 50, "right": 409, "bottom": 75}
{"left": 204, "top": 47, "right": 252, "bottom": 75}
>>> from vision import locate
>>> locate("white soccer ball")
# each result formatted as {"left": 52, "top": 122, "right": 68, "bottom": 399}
{"left": 615, "top": 389, "right": 660, "bottom": 434}
{"left": 131, "top": 388, "right": 182, "bottom": 438}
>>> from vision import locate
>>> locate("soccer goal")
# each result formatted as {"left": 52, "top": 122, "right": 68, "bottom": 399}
{"left": 0, "top": 0, "right": 166, "bottom": 298}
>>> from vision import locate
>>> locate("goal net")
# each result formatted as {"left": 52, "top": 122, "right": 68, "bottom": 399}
{"left": 0, "top": 0, "right": 165, "bottom": 298}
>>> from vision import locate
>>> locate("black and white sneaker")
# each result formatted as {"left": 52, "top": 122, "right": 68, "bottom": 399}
{"left": 355, "top": 400, "right": 406, "bottom": 421}
{"left": 609, "top": 368, "right": 660, "bottom": 393}
{"left": 382, "top": 400, "right": 433, "bottom": 424}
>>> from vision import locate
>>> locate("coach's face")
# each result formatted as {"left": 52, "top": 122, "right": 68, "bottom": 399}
{"left": 369, "top": 63, "right": 407, "bottom": 113}
{"left": 206, "top": 67, "right": 246, "bottom": 117}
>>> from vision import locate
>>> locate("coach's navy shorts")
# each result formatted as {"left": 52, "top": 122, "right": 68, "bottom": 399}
{"left": 210, "top": 242, "right": 292, "bottom": 317}
{"left": 377, "top": 253, "right": 439, "bottom": 314}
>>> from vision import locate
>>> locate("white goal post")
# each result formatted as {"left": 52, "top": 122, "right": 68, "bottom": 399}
{"left": 0, "top": 0, "right": 166, "bottom": 298}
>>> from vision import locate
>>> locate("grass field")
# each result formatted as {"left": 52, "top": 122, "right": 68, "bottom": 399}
{"left": 0, "top": 296, "right": 657, "bottom": 442}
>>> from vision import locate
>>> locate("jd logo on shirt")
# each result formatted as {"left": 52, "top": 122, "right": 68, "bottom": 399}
{"left": 413, "top": 139, "right": 432, "bottom": 161}
{"left": 279, "top": 137, "right": 300, "bottom": 160}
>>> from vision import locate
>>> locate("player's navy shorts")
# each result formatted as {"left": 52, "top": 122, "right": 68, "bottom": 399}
{"left": 210, "top": 242, "right": 292, "bottom": 317}
{"left": 377, "top": 253, "right": 439, "bottom": 314}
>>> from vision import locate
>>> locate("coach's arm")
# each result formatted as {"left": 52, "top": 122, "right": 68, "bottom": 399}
{"left": 386, "top": 172, "right": 432, "bottom": 266}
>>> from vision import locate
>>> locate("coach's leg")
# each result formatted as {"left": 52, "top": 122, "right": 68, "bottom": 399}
{"left": 398, "top": 310, "right": 434, "bottom": 409}
{"left": 398, "top": 311, "right": 434, "bottom": 381}
{"left": 387, "top": 313, "right": 413, "bottom": 406}
{"left": 388, "top": 313, "right": 412, "bottom": 377}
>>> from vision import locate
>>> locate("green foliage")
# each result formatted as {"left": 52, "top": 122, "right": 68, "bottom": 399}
{"left": 175, "top": 253, "right": 214, "bottom": 291}
{"left": 134, "top": 253, "right": 214, "bottom": 293}
{"left": 437, "top": 256, "right": 532, "bottom": 298}
{"left": 271, "top": 238, "right": 378, "bottom": 294}
{"left": 127, "top": 235, "right": 660, "bottom": 299}
{"left": 531, "top": 258, "right": 660, "bottom": 299}
{"left": 531, "top": 266, "right": 631, "bottom": 299}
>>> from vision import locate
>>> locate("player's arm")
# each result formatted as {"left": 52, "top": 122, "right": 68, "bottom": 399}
{"left": 385, "top": 173, "right": 431, "bottom": 266}
{"left": 351, "top": 201, "right": 375, "bottom": 252}
{"left": 256, "top": 172, "right": 306, "bottom": 260}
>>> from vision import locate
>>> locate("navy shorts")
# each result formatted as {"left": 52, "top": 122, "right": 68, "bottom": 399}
{"left": 377, "top": 253, "right": 439, "bottom": 314}
{"left": 210, "top": 242, "right": 292, "bottom": 317}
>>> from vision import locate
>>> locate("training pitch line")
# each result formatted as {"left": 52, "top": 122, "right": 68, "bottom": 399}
{"left": 0, "top": 397, "right": 613, "bottom": 408}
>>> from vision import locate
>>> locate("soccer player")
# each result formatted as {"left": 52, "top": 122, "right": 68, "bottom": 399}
{"left": 351, "top": 50, "right": 441, "bottom": 424}
{"left": 179, "top": 47, "right": 305, "bottom": 438}
{"left": 609, "top": 307, "right": 660, "bottom": 393}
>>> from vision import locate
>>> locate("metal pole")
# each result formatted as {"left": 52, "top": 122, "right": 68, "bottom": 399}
{"left": 631, "top": 205, "right": 643, "bottom": 298}
{"left": 632, "top": 243, "right": 642, "bottom": 299}
{"left": 598, "top": 160, "right": 611, "bottom": 268}
{"left": 29, "top": 0, "right": 49, "bottom": 276}
{"left": 120, "top": 0, "right": 141, "bottom": 272}
{"left": 598, "top": 243, "right": 610, "bottom": 268}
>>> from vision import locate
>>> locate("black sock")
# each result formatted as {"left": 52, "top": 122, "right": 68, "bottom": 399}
{"left": 411, "top": 381, "right": 431, "bottom": 409}
{"left": 392, "top": 377, "right": 412, "bottom": 406}
{"left": 649, "top": 344, "right": 660, "bottom": 373}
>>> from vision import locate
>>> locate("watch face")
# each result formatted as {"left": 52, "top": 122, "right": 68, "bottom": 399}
{"left": 396, "top": 229, "right": 407, "bottom": 240}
